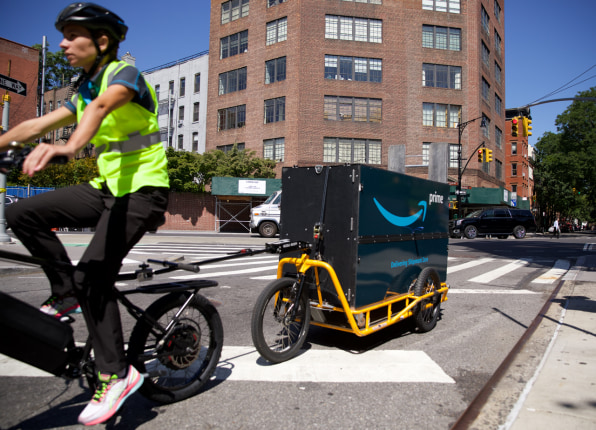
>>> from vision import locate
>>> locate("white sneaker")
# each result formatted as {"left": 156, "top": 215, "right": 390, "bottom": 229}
{"left": 78, "top": 365, "right": 144, "bottom": 426}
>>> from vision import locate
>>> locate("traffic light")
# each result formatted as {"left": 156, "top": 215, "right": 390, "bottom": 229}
{"left": 478, "top": 148, "right": 484, "bottom": 163}
{"left": 485, "top": 149, "right": 493, "bottom": 162}
{"left": 511, "top": 117, "right": 519, "bottom": 137}
{"left": 522, "top": 117, "right": 533, "bottom": 137}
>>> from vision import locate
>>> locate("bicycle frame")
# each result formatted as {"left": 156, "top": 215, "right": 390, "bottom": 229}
{"left": 277, "top": 253, "right": 449, "bottom": 337}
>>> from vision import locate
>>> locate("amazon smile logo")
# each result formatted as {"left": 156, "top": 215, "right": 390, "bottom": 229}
{"left": 373, "top": 192, "right": 444, "bottom": 228}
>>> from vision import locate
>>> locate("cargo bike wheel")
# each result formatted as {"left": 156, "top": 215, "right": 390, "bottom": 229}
{"left": 251, "top": 277, "right": 311, "bottom": 363}
{"left": 127, "top": 292, "right": 224, "bottom": 404}
{"left": 412, "top": 268, "right": 442, "bottom": 333}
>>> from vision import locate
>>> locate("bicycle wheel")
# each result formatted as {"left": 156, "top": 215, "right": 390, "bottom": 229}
{"left": 251, "top": 277, "right": 311, "bottom": 364}
{"left": 127, "top": 292, "right": 223, "bottom": 404}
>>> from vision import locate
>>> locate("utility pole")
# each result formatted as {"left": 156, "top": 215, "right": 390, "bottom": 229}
{"left": 456, "top": 116, "right": 486, "bottom": 220}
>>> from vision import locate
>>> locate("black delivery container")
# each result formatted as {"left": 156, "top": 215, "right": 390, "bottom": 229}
{"left": 280, "top": 165, "right": 449, "bottom": 309}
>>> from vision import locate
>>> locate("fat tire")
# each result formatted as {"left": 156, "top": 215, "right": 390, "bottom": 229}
{"left": 128, "top": 292, "right": 223, "bottom": 404}
{"left": 413, "top": 268, "right": 441, "bottom": 333}
{"left": 251, "top": 277, "right": 311, "bottom": 363}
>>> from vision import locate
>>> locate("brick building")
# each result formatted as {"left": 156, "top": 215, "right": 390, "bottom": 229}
{"left": 206, "top": 0, "right": 506, "bottom": 191}
{"left": 0, "top": 38, "right": 39, "bottom": 131}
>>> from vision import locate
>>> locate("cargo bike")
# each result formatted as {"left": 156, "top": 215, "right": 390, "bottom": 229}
{"left": 251, "top": 165, "right": 451, "bottom": 363}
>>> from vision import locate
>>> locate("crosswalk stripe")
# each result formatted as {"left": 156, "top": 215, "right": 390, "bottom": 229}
{"left": 172, "top": 265, "right": 279, "bottom": 279}
{"left": 468, "top": 259, "right": 531, "bottom": 283}
{"left": 448, "top": 289, "right": 539, "bottom": 294}
{"left": 531, "top": 259, "right": 570, "bottom": 283}
{"left": 447, "top": 257, "right": 495, "bottom": 274}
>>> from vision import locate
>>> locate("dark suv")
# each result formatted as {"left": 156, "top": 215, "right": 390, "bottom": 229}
{"left": 450, "top": 207, "right": 537, "bottom": 239}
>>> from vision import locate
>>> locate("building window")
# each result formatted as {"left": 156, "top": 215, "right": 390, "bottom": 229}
{"left": 494, "top": 62, "right": 502, "bottom": 85}
{"left": 422, "top": 103, "right": 461, "bottom": 128}
{"left": 264, "top": 137, "right": 285, "bottom": 161}
{"left": 511, "top": 142, "right": 517, "bottom": 155}
{"left": 221, "top": 0, "right": 249, "bottom": 24}
{"left": 422, "top": 25, "right": 461, "bottom": 51}
{"left": 266, "top": 17, "right": 287, "bottom": 45}
{"left": 155, "top": 84, "right": 160, "bottom": 101}
{"left": 178, "top": 105, "right": 184, "bottom": 122}
{"left": 449, "top": 144, "right": 459, "bottom": 168}
{"left": 179, "top": 77, "right": 185, "bottom": 97}
{"left": 267, "top": 0, "right": 287, "bottom": 6}
{"left": 324, "top": 137, "right": 381, "bottom": 164}
{"left": 218, "top": 105, "right": 246, "bottom": 131}
{"left": 265, "top": 57, "right": 286, "bottom": 84}
{"left": 422, "top": 0, "right": 460, "bottom": 13}
{"left": 482, "top": 115, "right": 490, "bottom": 139}
{"left": 192, "top": 132, "right": 198, "bottom": 152}
{"left": 422, "top": 142, "right": 430, "bottom": 165}
{"left": 494, "top": 1, "right": 502, "bottom": 23}
{"left": 495, "top": 93, "right": 502, "bottom": 115}
{"left": 324, "top": 96, "right": 382, "bottom": 122}
{"left": 177, "top": 134, "right": 183, "bottom": 150}
{"left": 422, "top": 63, "right": 461, "bottom": 89}
{"left": 264, "top": 97, "right": 286, "bottom": 123}
{"left": 512, "top": 163, "right": 517, "bottom": 177}
{"left": 220, "top": 30, "right": 248, "bottom": 59}
{"left": 325, "top": 15, "right": 382, "bottom": 43}
{"left": 194, "top": 73, "right": 201, "bottom": 93}
{"left": 193, "top": 102, "right": 200, "bottom": 122}
{"left": 481, "top": 6, "right": 490, "bottom": 35}
{"left": 482, "top": 78, "right": 490, "bottom": 101}
{"left": 495, "top": 126, "right": 503, "bottom": 149}
{"left": 168, "top": 80, "right": 174, "bottom": 95}
{"left": 494, "top": 30, "right": 502, "bottom": 57}
{"left": 495, "top": 159, "right": 503, "bottom": 180}
{"left": 218, "top": 143, "right": 246, "bottom": 153}
{"left": 324, "top": 55, "right": 382, "bottom": 82}
{"left": 482, "top": 42, "right": 490, "bottom": 66}
{"left": 219, "top": 67, "right": 247, "bottom": 95}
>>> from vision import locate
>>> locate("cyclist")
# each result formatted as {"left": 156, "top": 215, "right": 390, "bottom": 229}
{"left": 0, "top": 3, "right": 169, "bottom": 425}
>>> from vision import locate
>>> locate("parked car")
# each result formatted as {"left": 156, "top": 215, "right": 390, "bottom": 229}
{"left": 250, "top": 190, "right": 281, "bottom": 238}
{"left": 450, "top": 207, "right": 537, "bottom": 239}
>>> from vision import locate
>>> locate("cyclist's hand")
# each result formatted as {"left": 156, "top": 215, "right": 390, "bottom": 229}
{"left": 22, "top": 144, "right": 73, "bottom": 176}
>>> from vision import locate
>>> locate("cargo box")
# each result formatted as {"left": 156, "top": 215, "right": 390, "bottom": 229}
{"left": 280, "top": 165, "right": 449, "bottom": 309}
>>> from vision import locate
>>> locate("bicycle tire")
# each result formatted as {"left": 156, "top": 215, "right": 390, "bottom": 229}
{"left": 413, "top": 268, "right": 441, "bottom": 333}
{"left": 251, "top": 277, "right": 311, "bottom": 364}
{"left": 127, "top": 292, "right": 223, "bottom": 404}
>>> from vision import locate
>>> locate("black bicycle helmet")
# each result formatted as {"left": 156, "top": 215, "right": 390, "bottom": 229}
{"left": 55, "top": 2, "right": 128, "bottom": 42}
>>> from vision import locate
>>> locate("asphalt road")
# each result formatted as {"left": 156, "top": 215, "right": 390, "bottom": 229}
{"left": 0, "top": 231, "right": 594, "bottom": 429}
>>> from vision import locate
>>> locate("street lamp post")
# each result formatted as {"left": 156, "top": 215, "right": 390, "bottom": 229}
{"left": 456, "top": 116, "right": 486, "bottom": 220}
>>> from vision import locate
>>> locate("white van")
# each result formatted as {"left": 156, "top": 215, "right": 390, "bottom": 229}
{"left": 250, "top": 190, "right": 281, "bottom": 237}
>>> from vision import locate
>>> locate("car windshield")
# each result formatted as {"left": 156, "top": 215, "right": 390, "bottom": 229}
{"left": 466, "top": 210, "right": 483, "bottom": 218}
{"left": 263, "top": 192, "right": 279, "bottom": 205}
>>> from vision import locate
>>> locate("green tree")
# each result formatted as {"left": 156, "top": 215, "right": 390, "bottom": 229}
{"left": 165, "top": 145, "right": 276, "bottom": 193}
{"left": 8, "top": 157, "right": 99, "bottom": 188}
{"left": 534, "top": 87, "right": 596, "bottom": 224}
{"left": 33, "top": 44, "right": 79, "bottom": 91}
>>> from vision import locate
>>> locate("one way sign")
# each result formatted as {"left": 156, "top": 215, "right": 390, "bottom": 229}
{"left": 0, "top": 74, "right": 27, "bottom": 96}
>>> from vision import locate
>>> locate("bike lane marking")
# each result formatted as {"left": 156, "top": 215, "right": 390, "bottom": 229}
{"left": 214, "top": 346, "right": 454, "bottom": 383}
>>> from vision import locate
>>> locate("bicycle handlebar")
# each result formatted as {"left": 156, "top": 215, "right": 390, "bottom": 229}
{"left": 0, "top": 142, "right": 69, "bottom": 173}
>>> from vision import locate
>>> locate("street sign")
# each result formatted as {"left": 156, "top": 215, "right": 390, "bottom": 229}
{"left": 0, "top": 74, "right": 27, "bottom": 96}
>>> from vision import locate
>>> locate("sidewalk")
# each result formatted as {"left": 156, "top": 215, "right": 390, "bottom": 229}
{"left": 456, "top": 254, "right": 596, "bottom": 429}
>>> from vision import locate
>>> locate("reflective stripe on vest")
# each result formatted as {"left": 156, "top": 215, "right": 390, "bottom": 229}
{"left": 94, "top": 130, "right": 162, "bottom": 155}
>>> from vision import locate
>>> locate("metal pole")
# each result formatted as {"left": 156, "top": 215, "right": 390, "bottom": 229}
{"left": 40, "top": 36, "right": 47, "bottom": 117}
{"left": 0, "top": 93, "right": 13, "bottom": 243}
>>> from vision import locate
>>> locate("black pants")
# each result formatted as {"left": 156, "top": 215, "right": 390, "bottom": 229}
{"left": 6, "top": 183, "right": 169, "bottom": 374}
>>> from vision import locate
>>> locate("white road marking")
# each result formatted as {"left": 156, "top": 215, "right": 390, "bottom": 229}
{"left": 468, "top": 259, "right": 531, "bottom": 283}
{"left": 448, "top": 289, "right": 539, "bottom": 294}
{"left": 172, "top": 265, "right": 279, "bottom": 279}
{"left": 531, "top": 259, "right": 570, "bottom": 284}
{"left": 214, "top": 346, "right": 454, "bottom": 383}
{"left": 447, "top": 257, "right": 495, "bottom": 274}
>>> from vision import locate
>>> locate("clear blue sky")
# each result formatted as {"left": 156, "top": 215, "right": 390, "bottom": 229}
{"left": 3, "top": 0, "right": 596, "bottom": 147}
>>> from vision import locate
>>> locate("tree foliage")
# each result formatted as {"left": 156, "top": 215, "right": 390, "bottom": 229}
{"left": 7, "top": 157, "right": 99, "bottom": 188}
{"left": 32, "top": 44, "right": 79, "bottom": 91}
{"left": 166, "top": 145, "right": 277, "bottom": 193}
{"left": 533, "top": 87, "right": 596, "bottom": 225}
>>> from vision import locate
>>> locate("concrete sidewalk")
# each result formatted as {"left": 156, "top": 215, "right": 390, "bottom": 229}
{"left": 457, "top": 254, "right": 596, "bottom": 429}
